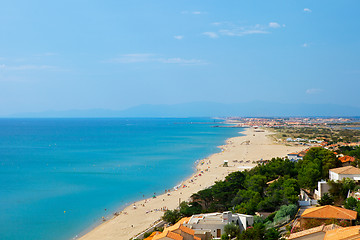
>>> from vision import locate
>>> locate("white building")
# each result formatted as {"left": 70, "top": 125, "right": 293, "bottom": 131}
{"left": 184, "top": 211, "right": 253, "bottom": 239}
{"left": 286, "top": 150, "right": 308, "bottom": 162}
{"left": 314, "top": 180, "right": 330, "bottom": 200}
{"left": 287, "top": 152, "right": 300, "bottom": 162}
{"left": 329, "top": 166, "right": 360, "bottom": 181}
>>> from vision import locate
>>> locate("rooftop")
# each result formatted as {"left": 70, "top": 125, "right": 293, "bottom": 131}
{"left": 287, "top": 224, "right": 342, "bottom": 240}
{"left": 152, "top": 219, "right": 197, "bottom": 240}
{"left": 329, "top": 166, "right": 360, "bottom": 175}
{"left": 324, "top": 225, "right": 360, "bottom": 240}
{"left": 152, "top": 230, "right": 183, "bottom": 240}
{"left": 301, "top": 205, "right": 357, "bottom": 220}
{"left": 144, "top": 232, "right": 161, "bottom": 240}
{"left": 339, "top": 156, "right": 356, "bottom": 163}
{"left": 187, "top": 212, "right": 253, "bottom": 225}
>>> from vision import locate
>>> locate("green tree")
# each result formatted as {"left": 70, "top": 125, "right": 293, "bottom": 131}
{"left": 297, "top": 147, "right": 342, "bottom": 191}
{"left": 223, "top": 223, "right": 240, "bottom": 239}
{"left": 344, "top": 197, "right": 358, "bottom": 211}
{"left": 179, "top": 201, "right": 202, "bottom": 217}
{"left": 264, "top": 228, "right": 283, "bottom": 240}
{"left": 162, "top": 209, "right": 181, "bottom": 224}
{"left": 191, "top": 188, "right": 213, "bottom": 210}
{"left": 238, "top": 223, "right": 266, "bottom": 240}
{"left": 328, "top": 179, "right": 356, "bottom": 204}
{"left": 143, "top": 232, "right": 152, "bottom": 238}
{"left": 273, "top": 204, "right": 297, "bottom": 223}
{"left": 318, "top": 193, "right": 334, "bottom": 206}
{"left": 298, "top": 162, "right": 321, "bottom": 190}
{"left": 245, "top": 175, "right": 267, "bottom": 194}
{"left": 237, "top": 223, "right": 283, "bottom": 240}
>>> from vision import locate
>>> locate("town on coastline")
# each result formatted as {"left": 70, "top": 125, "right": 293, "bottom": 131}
{"left": 83, "top": 117, "right": 360, "bottom": 240}
{"left": 82, "top": 118, "right": 360, "bottom": 240}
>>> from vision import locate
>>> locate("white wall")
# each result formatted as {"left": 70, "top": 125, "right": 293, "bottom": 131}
{"left": 329, "top": 171, "right": 360, "bottom": 181}
{"left": 329, "top": 171, "right": 340, "bottom": 181}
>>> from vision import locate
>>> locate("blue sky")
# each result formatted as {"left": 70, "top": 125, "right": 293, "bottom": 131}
{"left": 0, "top": 0, "right": 359, "bottom": 115}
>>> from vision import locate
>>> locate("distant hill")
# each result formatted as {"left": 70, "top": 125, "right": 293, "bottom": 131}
{"left": 6, "top": 101, "right": 360, "bottom": 118}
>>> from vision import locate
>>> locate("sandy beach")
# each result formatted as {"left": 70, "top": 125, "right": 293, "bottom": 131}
{"left": 79, "top": 127, "right": 305, "bottom": 240}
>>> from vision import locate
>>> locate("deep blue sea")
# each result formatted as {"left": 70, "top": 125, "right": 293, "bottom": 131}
{"left": 0, "top": 118, "right": 243, "bottom": 240}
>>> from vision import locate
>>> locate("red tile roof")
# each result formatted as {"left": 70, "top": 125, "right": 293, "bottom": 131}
{"left": 144, "top": 232, "right": 161, "bottom": 240}
{"left": 167, "top": 232, "right": 183, "bottom": 240}
{"left": 153, "top": 219, "right": 196, "bottom": 240}
{"left": 288, "top": 224, "right": 342, "bottom": 240}
{"left": 324, "top": 225, "right": 360, "bottom": 240}
{"left": 301, "top": 205, "right": 357, "bottom": 220}
{"left": 339, "top": 156, "right": 356, "bottom": 163}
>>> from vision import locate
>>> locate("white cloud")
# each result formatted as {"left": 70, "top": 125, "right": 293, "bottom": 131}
{"left": 181, "top": 11, "right": 205, "bottom": 15}
{"left": 302, "top": 43, "right": 309, "bottom": 47}
{"left": 107, "top": 54, "right": 207, "bottom": 65}
{"left": 0, "top": 64, "right": 57, "bottom": 70}
{"left": 306, "top": 88, "right": 323, "bottom": 94}
{"left": 108, "top": 54, "right": 155, "bottom": 63}
{"left": 304, "top": 8, "right": 312, "bottom": 13}
{"left": 205, "top": 22, "right": 282, "bottom": 38}
{"left": 202, "top": 32, "right": 219, "bottom": 38}
{"left": 174, "top": 35, "right": 184, "bottom": 40}
{"left": 269, "top": 22, "right": 281, "bottom": 28}
{"left": 219, "top": 27, "right": 269, "bottom": 37}
{"left": 212, "top": 22, "right": 222, "bottom": 26}
{"left": 160, "top": 58, "right": 207, "bottom": 65}
{"left": 34, "top": 52, "right": 57, "bottom": 57}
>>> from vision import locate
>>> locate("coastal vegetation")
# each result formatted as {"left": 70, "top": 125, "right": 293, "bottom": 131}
{"left": 188, "top": 147, "right": 338, "bottom": 214}
{"left": 191, "top": 157, "right": 299, "bottom": 215}
{"left": 272, "top": 126, "right": 360, "bottom": 144}
{"left": 161, "top": 147, "right": 343, "bottom": 239}
{"left": 237, "top": 223, "right": 283, "bottom": 240}
{"left": 297, "top": 147, "right": 341, "bottom": 190}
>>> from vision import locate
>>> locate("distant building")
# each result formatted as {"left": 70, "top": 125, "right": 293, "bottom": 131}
{"left": 184, "top": 211, "right": 254, "bottom": 239}
{"left": 339, "top": 155, "right": 356, "bottom": 167}
{"left": 329, "top": 166, "right": 360, "bottom": 181}
{"left": 287, "top": 149, "right": 308, "bottom": 162}
{"left": 287, "top": 152, "right": 300, "bottom": 162}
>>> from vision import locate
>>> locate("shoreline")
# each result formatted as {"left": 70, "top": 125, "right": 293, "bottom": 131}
{"left": 76, "top": 126, "right": 246, "bottom": 239}
{"left": 79, "top": 127, "right": 305, "bottom": 240}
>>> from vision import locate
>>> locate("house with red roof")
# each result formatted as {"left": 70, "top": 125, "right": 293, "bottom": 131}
{"left": 324, "top": 225, "right": 360, "bottom": 240}
{"left": 338, "top": 155, "right": 356, "bottom": 167}
{"left": 152, "top": 219, "right": 202, "bottom": 240}
{"left": 300, "top": 205, "right": 357, "bottom": 228}
{"left": 287, "top": 224, "right": 342, "bottom": 240}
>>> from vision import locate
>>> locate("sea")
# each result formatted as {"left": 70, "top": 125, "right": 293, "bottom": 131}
{"left": 0, "top": 118, "right": 244, "bottom": 240}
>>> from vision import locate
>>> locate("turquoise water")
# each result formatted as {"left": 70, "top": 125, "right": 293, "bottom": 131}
{"left": 0, "top": 118, "right": 243, "bottom": 240}
{"left": 346, "top": 127, "right": 360, "bottom": 130}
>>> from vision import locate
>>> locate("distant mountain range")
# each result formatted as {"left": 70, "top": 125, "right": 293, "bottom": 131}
{"left": 6, "top": 101, "right": 360, "bottom": 118}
